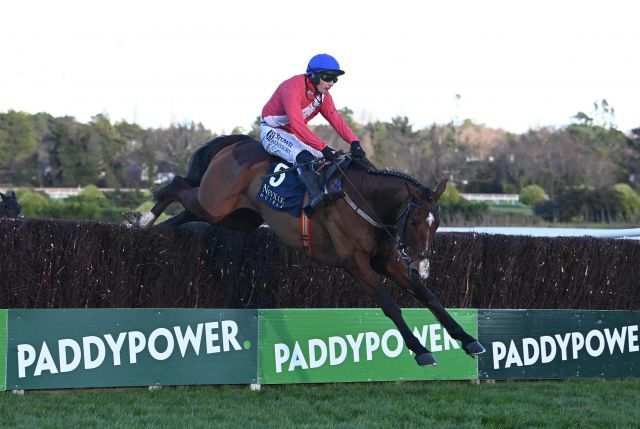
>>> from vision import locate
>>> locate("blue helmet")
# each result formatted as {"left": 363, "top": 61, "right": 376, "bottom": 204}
{"left": 306, "top": 54, "right": 345, "bottom": 76}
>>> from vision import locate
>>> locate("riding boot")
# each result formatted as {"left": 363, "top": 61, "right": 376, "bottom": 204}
{"left": 297, "top": 166, "right": 325, "bottom": 217}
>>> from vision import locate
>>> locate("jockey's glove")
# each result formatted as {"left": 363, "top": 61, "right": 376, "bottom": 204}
{"left": 350, "top": 141, "right": 367, "bottom": 160}
{"left": 321, "top": 146, "right": 339, "bottom": 162}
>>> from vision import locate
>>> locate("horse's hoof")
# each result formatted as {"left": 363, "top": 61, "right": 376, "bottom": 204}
{"left": 463, "top": 340, "right": 486, "bottom": 356}
{"left": 415, "top": 352, "right": 437, "bottom": 366}
{"left": 122, "top": 210, "right": 142, "bottom": 227}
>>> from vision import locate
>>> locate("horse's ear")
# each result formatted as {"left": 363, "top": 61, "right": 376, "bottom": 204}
{"left": 0, "top": 192, "right": 6, "bottom": 200}
{"left": 433, "top": 179, "right": 447, "bottom": 201}
{"left": 405, "top": 182, "right": 421, "bottom": 199}
{"left": 9, "top": 191, "right": 16, "bottom": 198}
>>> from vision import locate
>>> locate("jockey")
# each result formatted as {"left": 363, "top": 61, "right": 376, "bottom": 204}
{"left": 260, "top": 53, "right": 366, "bottom": 216}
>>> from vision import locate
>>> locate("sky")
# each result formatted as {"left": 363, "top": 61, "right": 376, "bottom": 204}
{"left": 1, "top": 0, "right": 638, "bottom": 135}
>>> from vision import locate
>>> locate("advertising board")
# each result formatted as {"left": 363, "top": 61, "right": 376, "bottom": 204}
{"left": 478, "top": 310, "right": 640, "bottom": 379}
{"left": 5, "top": 309, "right": 258, "bottom": 390}
{"left": 259, "top": 309, "right": 478, "bottom": 384}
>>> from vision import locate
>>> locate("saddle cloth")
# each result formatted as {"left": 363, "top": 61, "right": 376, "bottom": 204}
{"left": 256, "top": 160, "right": 347, "bottom": 217}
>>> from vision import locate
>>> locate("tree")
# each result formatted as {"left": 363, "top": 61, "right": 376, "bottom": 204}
{"left": 88, "top": 114, "right": 129, "bottom": 187}
{"left": 15, "top": 188, "right": 49, "bottom": 217}
{"left": 612, "top": 183, "right": 640, "bottom": 219}
{"left": 572, "top": 111, "right": 593, "bottom": 127}
{"left": 338, "top": 107, "right": 362, "bottom": 136}
{"left": 0, "top": 110, "right": 37, "bottom": 161}
{"left": 148, "top": 122, "right": 213, "bottom": 175}
{"left": 0, "top": 110, "right": 38, "bottom": 182}
{"left": 439, "top": 181, "right": 461, "bottom": 204}
{"left": 593, "top": 98, "right": 616, "bottom": 129}
{"left": 248, "top": 116, "right": 262, "bottom": 139}
{"left": 519, "top": 184, "right": 546, "bottom": 206}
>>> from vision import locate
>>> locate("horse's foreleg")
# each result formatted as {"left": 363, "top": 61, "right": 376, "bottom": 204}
{"left": 376, "top": 286, "right": 438, "bottom": 366}
{"left": 379, "top": 255, "right": 485, "bottom": 357}
{"left": 410, "top": 282, "right": 486, "bottom": 356}
{"left": 345, "top": 256, "right": 436, "bottom": 366}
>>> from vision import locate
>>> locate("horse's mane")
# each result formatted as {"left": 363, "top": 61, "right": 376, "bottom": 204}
{"left": 349, "top": 160, "right": 432, "bottom": 200}
{"left": 349, "top": 160, "right": 421, "bottom": 187}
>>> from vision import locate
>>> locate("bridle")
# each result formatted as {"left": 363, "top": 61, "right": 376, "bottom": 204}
{"left": 394, "top": 194, "right": 434, "bottom": 269}
{"left": 336, "top": 161, "right": 437, "bottom": 276}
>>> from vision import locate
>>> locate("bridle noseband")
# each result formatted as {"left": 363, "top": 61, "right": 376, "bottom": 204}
{"left": 393, "top": 193, "right": 435, "bottom": 275}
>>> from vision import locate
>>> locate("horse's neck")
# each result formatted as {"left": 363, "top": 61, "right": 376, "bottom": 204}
{"left": 348, "top": 172, "right": 408, "bottom": 223}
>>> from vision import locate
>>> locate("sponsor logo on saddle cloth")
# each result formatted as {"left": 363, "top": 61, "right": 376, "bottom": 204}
{"left": 258, "top": 161, "right": 342, "bottom": 217}
{"left": 257, "top": 163, "right": 306, "bottom": 216}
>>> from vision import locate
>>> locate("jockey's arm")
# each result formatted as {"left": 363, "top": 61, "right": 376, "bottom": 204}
{"left": 320, "top": 93, "right": 359, "bottom": 146}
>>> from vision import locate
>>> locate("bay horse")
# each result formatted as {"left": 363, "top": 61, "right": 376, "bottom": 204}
{"left": 0, "top": 191, "right": 22, "bottom": 218}
{"left": 130, "top": 134, "right": 485, "bottom": 365}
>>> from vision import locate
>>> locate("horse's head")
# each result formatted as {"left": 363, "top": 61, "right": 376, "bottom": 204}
{"left": 395, "top": 180, "right": 447, "bottom": 280}
{"left": 0, "top": 191, "right": 23, "bottom": 218}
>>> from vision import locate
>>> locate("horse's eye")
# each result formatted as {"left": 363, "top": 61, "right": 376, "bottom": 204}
{"left": 409, "top": 218, "right": 417, "bottom": 226}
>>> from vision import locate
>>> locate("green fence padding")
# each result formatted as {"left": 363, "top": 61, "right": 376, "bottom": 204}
{"left": 478, "top": 309, "right": 640, "bottom": 379}
{"left": 259, "top": 308, "right": 478, "bottom": 384}
{"left": 6, "top": 309, "right": 258, "bottom": 390}
{"left": 0, "top": 309, "right": 6, "bottom": 391}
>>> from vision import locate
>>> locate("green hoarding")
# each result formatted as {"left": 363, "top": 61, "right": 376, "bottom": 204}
{"left": 6, "top": 309, "right": 257, "bottom": 390}
{"left": 478, "top": 310, "right": 640, "bottom": 379}
{"left": 258, "top": 309, "right": 478, "bottom": 384}
{"left": 1, "top": 309, "right": 6, "bottom": 391}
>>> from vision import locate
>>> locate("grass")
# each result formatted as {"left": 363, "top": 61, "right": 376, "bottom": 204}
{"left": 1, "top": 379, "right": 639, "bottom": 428}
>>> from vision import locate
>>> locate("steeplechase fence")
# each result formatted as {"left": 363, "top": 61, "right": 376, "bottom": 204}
{"left": 0, "top": 218, "right": 638, "bottom": 389}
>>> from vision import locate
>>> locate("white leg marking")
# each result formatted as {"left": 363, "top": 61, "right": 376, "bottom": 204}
{"left": 140, "top": 211, "right": 156, "bottom": 227}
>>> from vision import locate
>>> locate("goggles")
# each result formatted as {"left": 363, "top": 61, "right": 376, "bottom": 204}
{"left": 320, "top": 74, "right": 339, "bottom": 83}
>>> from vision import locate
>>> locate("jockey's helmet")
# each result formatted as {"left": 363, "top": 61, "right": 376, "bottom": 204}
{"left": 306, "top": 54, "right": 345, "bottom": 76}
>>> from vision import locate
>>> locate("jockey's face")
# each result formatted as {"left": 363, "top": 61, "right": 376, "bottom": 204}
{"left": 315, "top": 77, "right": 335, "bottom": 94}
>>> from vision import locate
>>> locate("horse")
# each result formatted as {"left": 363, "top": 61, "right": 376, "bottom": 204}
{"left": 0, "top": 191, "right": 22, "bottom": 218}
{"left": 128, "top": 134, "right": 485, "bottom": 366}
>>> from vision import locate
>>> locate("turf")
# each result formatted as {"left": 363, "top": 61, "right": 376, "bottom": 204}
{"left": 1, "top": 379, "right": 639, "bottom": 428}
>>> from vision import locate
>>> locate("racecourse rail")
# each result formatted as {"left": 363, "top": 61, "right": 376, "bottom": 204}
{"left": 440, "top": 226, "right": 640, "bottom": 239}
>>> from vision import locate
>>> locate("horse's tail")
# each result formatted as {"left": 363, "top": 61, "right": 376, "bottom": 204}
{"left": 153, "top": 134, "right": 253, "bottom": 202}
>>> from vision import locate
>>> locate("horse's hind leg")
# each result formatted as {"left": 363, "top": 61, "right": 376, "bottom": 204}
{"left": 157, "top": 210, "right": 199, "bottom": 228}
{"left": 138, "top": 176, "right": 211, "bottom": 229}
